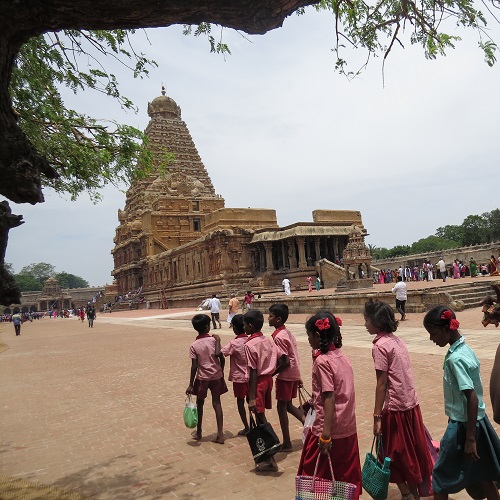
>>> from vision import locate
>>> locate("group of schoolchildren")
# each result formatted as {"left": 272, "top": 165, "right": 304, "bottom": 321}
{"left": 186, "top": 301, "right": 500, "bottom": 500}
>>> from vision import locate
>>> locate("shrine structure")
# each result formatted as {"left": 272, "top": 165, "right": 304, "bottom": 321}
{"left": 111, "top": 88, "right": 370, "bottom": 307}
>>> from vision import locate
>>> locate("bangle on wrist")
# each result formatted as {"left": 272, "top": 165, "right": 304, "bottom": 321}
{"left": 319, "top": 435, "right": 332, "bottom": 444}
{"left": 373, "top": 413, "right": 383, "bottom": 419}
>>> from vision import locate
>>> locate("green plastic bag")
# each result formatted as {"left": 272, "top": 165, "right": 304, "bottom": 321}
{"left": 183, "top": 396, "right": 198, "bottom": 428}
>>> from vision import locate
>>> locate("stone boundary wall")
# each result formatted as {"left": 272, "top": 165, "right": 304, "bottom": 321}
{"left": 373, "top": 241, "right": 500, "bottom": 271}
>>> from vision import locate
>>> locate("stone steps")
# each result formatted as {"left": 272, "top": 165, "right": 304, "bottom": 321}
{"left": 449, "top": 283, "right": 495, "bottom": 309}
{"left": 446, "top": 281, "right": 496, "bottom": 309}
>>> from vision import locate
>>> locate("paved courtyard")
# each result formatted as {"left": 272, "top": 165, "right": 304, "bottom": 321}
{"left": 1, "top": 294, "right": 500, "bottom": 499}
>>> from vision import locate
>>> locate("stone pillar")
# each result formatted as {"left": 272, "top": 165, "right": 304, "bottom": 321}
{"left": 314, "top": 237, "right": 321, "bottom": 262}
{"left": 287, "top": 239, "right": 297, "bottom": 269}
{"left": 263, "top": 242, "right": 274, "bottom": 271}
{"left": 281, "top": 241, "right": 287, "bottom": 269}
{"left": 297, "top": 237, "right": 307, "bottom": 269}
{"left": 334, "top": 238, "right": 340, "bottom": 262}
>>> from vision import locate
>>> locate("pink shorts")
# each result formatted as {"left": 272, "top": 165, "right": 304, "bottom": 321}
{"left": 276, "top": 379, "right": 299, "bottom": 401}
{"left": 233, "top": 382, "right": 249, "bottom": 399}
{"left": 193, "top": 377, "right": 228, "bottom": 400}
{"left": 256, "top": 375, "right": 273, "bottom": 414}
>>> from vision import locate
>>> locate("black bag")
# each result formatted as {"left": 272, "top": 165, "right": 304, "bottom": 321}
{"left": 246, "top": 413, "right": 281, "bottom": 463}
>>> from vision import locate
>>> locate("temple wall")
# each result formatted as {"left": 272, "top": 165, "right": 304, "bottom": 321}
{"left": 204, "top": 208, "right": 278, "bottom": 231}
{"left": 373, "top": 242, "right": 500, "bottom": 272}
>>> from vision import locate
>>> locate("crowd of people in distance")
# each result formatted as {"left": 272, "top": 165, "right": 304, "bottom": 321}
{"left": 0, "top": 311, "right": 44, "bottom": 322}
{"left": 375, "top": 255, "right": 500, "bottom": 285}
{"left": 185, "top": 298, "right": 500, "bottom": 499}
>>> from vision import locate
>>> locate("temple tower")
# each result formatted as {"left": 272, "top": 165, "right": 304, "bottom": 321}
{"left": 112, "top": 86, "right": 225, "bottom": 292}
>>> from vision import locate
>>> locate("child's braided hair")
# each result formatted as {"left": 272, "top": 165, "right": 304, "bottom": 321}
{"left": 305, "top": 311, "right": 343, "bottom": 353}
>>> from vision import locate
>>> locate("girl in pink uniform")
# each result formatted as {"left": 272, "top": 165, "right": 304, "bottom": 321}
{"left": 364, "top": 299, "right": 433, "bottom": 500}
{"left": 298, "top": 311, "right": 362, "bottom": 498}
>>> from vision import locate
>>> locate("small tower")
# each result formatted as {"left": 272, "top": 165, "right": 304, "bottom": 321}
{"left": 342, "top": 226, "right": 373, "bottom": 290}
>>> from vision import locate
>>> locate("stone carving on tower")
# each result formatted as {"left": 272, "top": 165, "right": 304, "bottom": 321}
{"left": 112, "top": 86, "right": 225, "bottom": 292}
{"left": 342, "top": 226, "right": 373, "bottom": 289}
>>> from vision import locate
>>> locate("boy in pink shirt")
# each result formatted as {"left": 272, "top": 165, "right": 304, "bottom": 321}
{"left": 269, "top": 303, "right": 305, "bottom": 452}
{"left": 220, "top": 314, "right": 250, "bottom": 435}
{"left": 244, "top": 309, "right": 279, "bottom": 472}
{"left": 186, "top": 314, "right": 228, "bottom": 444}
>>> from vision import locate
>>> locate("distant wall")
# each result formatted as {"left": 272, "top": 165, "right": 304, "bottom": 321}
{"left": 373, "top": 242, "right": 500, "bottom": 271}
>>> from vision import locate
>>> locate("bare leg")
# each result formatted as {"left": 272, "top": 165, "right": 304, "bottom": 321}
{"left": 481, "top": 481, "right": 500, "bottom": 500}
{"left": 287, "top": 400, "right": 305, "bottom": 424}
{"left": 194, "top": 397, "right": 204, "bottom": 440}
{"left": 277, "top": 400, "right": 292, "bottom": 451}
{"left": 434, "top": 493, "right": 448, "bottom": 500}
{"left": 212, "top": 393, "right": 224, "bottom": 444}
{"left": 237, "top": 397, "right": 249, "bottom": 435}
{"left": 397, "top": 482, "right": 413, "bottom": 500}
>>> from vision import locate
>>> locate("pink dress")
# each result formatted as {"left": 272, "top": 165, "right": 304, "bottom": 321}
{"left": 453, "top": 261, "right": 460, "bottom": 279}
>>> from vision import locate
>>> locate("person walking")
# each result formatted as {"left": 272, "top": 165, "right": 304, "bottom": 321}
{"left": 12, "top": 311, "right": 22, "bottom": 336}
{"left": 392, "top": 276, "right": 408, "bottom": 321}
{"left": 209, "top": 293, "right": 222, "bottom": 329}
{"left": 282, "top": 277, "right": 291, "bottom": 296}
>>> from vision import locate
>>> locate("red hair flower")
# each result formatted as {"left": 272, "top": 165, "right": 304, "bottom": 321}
{"left": 315, "top": 318, "right": 330, "bottom": 331}
{"left": 335, "top": 317, "right": 342, "bottom": 326}
{"left": 441, "top": 310, "right": 453, "bottom": 320}
{"left": 441, "top": 310, "right": 460, "bottom": 330}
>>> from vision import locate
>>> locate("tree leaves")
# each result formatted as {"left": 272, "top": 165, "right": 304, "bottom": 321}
{"left": 10, "top": 31, "right": 165, "bottom": 203}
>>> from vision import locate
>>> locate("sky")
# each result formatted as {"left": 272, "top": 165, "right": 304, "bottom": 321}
{"left": 5, "top": 7, "right": 500, "bottom": 286}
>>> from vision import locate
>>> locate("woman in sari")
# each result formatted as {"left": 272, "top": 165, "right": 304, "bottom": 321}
{"left": 453, "top": 259, "right": 460, "bottom": 279}
{"left": 470, "top": 258, "right": 478, "bottom": 277}
{"left": 490, "top": 255, "right": 500, "bottom": 276}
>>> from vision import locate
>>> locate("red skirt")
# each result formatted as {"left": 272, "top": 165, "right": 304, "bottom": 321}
{"left": 381, "top": 405, "right": 434, "bottom": 488}
{"left": 298, "top": 430, "right": 362, "bottom": 499}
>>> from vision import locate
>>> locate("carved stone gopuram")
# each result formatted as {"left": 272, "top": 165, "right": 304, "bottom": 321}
{"left": 112, "top": 88, "right": 369, "bottom": 307}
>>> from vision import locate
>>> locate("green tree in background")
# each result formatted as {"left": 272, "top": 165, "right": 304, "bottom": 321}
{"left": 19, "top": 263, "right": 55, "bottom": 282}
{"left": 12, "top": 262, "right": 89, "bottom": 291}
{"left": 410, "top": 236, "right": 460, "bottom": 254}
{"left": 461, "top": 215, "right": 488, "bottom": 246}
{"left": 435, "top": 224, "right": 463, "bottom": 243}
{"left": 54, "top": 272, "right": 89, "bottom": 289}
{"left": 486, "top": 209, "right": 500, "bottom": 242}
{"left": 14, "top": 274, "right": 43, "bottom": 292}
{"left": 373, "top": 208, "right": 500, "bottom": 259}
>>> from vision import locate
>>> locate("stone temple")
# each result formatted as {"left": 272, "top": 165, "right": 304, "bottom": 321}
{"left": 111, "top": 88, "right": 369, "bottom": 307}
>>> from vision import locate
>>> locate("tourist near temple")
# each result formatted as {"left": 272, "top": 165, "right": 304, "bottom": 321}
{"left": 111, "top": 87, "right": 371, "bottom": 307}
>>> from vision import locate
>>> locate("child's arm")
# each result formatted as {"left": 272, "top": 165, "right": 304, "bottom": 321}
{"left": 463, "top": 388, "right": 480, "bottom": 460}
{"left": 213, "top": 334, "right": 221, "bottom": 355}
{"left": 248, "top": 367, "right": 257, "bottom": 412}
{"left": 373, "top": 369, "right": 388, "bottom": 436}
{"left": 490, "top": 344, "right": 500, "bottom": 424}
{"left": 186, "top": 359, "right": 198, "bottom": 395}
{"left": 273, "top": 354, "right": 290, "bottom": 376}
{"left": 319, "top": 391, "right": 335, "bottom": 455}
{"left": 217, "top": 353, "right": 225, "bottom": 371}
{"left": 212, "top": 335, "right": 225, "bottom": 371}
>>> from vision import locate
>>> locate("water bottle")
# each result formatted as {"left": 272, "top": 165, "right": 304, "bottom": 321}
{"left": 383, "top": 457, "right": 391, "bottom": 470}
